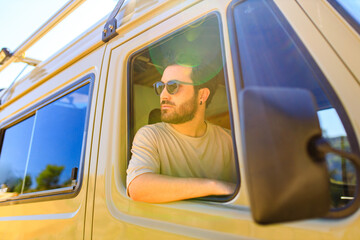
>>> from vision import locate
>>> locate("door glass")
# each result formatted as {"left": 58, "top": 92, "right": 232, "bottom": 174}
{"left": 231, "top": 0, "right": 358, "bottom": 209}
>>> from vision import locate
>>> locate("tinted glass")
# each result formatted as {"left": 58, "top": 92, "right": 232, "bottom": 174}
{"left": 233, "top": 0, "right": 330, "bottom": 108}
{"left": 0, "top": 116, "right": 34, "bottom": 195}
{"left": 23, "top": 84, "right": 90, "bottom": 193}
{"left": 232, "top": 0, "right": 357, "bottom": 208}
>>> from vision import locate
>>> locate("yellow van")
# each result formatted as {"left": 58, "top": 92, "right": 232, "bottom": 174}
{"left": 0, "top": 0, "right": 359, "bottom": 239}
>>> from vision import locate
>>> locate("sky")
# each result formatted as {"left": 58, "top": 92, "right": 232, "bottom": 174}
{"left": 0, "top": 0, "right": 117, "bottom": 89}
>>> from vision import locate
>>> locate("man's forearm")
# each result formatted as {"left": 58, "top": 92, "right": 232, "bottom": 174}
{"left": 128, "top": 173, "right": 235, "bottom": 203}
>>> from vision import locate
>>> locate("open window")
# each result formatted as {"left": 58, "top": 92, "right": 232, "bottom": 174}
{"left": 0, "top": 76, "right": 93, "bottom": 202}
{"left": 127, "top": 13, "right": 240, "bottom": 201}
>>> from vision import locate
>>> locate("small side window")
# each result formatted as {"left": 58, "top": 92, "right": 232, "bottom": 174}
{"left": 0, "top": 117, "right": 34, "bottom": 197}
{"left": 0, "top": 81, "right": 91, "bottom": 201}
{"left": 228, "top": 0, "right": 359, "bottom": 212}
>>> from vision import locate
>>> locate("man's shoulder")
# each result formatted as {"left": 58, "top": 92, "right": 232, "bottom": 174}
{"left": 132, "top": 123, "right": 168, "bottom": 146}
{"left": 136, "top": 122, "right": 167, "bottom": 136}
{"left": 207, "top": 122, "right": 232, "bottom": 136}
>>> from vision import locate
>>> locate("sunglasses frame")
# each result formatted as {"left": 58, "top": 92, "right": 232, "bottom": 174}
{"left": 152, "top": 80, "right": 195, "bottom": 95}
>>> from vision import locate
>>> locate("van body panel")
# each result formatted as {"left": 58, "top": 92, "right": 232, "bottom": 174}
{"left": 0, "top": 42, "right": 105, "bottom": 239}
{"left": 0, "top": 0, "right": 359, "bottom": 239}
{"left": 0, "top": 17, "right": 106, "bottom": 109}
{"left": 296, "top": 0, "right": 360, "bottom": 83}
{"left": 91, "top": 0, "right": 359, "bottom": 239}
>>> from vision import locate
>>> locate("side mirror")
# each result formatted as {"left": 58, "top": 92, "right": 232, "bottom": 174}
{"left": 239, "top": 87, "right": 360, "bottom": 224}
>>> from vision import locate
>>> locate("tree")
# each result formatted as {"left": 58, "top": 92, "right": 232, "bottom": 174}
{"left": 13, "top": 175, "right": 32, "bottom": 193}
{"left": 36, "top": 165, "right": 64, "bottom": 191}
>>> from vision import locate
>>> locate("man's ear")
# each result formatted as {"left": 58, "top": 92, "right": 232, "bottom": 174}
{"left": 199, "top": 88, "right": 210, "bottom": 104}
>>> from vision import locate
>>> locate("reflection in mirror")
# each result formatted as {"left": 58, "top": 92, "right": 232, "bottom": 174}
{"left": 318, "top": 108, "right": 357, "bottom": 208}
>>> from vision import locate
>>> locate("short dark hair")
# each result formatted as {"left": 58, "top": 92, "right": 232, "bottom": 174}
{"left": 190, "top": 65, "right": 219, "bottom": 108}
{"left": 160, "top": 52, "right": 221, "bottom": 108}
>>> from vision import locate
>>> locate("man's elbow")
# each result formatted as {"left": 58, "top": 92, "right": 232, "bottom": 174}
{"left": 128, "top": 176, "right": 150, "bottom": 202}
{"left": 127, "top": 173, "right": 166, "bottom": 203}
{"left": 128, "top": 184, "right": 142, "bottom": 201}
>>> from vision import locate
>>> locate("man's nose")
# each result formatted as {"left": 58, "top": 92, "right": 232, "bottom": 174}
{"left": 160, "top": 86, "right": 171, "bottom": 101}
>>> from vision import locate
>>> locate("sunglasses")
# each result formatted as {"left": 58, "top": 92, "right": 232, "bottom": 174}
{"left": 153, "top": 80, "right": 195, "bottom": 95}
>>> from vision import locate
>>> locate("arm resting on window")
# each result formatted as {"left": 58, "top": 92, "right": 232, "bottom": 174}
{"left": 128, "top": 172, "right": 236, "bottom": 203}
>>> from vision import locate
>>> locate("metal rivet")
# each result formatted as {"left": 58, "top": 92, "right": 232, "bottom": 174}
{"left": 103, "top": 29, "right": 107, "bottom": 33}
{"left": 109, "top": 25, "right": 114, "bottom": 30}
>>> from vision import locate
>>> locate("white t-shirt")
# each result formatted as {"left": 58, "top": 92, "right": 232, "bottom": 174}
{"left": 126, "top": 122, "right": 237, "bottom": 188}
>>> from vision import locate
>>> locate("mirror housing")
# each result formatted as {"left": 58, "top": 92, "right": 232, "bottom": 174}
{"left": 239, "top": 87, "right": 331, "bottom": 224}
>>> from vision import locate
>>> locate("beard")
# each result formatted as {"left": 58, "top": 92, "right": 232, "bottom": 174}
{"left": 161, "top": 93, "right": 198, "bottom": 124}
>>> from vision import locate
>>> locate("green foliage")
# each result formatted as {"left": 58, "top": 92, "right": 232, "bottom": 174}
{"left": 13, "top": 175, "right": 32, "bottom": 193}
{"left": 36, "top": 165, "right": 64, "bottom": 191}
{"left": 23, "top": 175, "right": 32, "bottom": 192}
{"left": 8, "top": 178, "right": 22, "bottom": 193}
{"left": 63, "top": 178, "right": 73, "bottom": 187}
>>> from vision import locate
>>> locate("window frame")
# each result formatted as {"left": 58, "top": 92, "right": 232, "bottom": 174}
{"left": 326, "top": 0, "right": 360, "bottom": 35}
{"left": 126, "top": 12, "right": 241, "bottom": 203}
{"left": 0, "top": 73, "right": 94, "bottom": 205}
{"left": 227, "top": 0, "right": 360, "bottom": 218}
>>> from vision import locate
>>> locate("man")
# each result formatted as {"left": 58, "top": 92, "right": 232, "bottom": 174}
{"left": 126, "top": 64, "right": 237, "bottom": 203}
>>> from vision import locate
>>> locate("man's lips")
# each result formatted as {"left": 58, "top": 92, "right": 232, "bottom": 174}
{"left": 161, "top": 104, "right": 174, "bottom": 110}
{"left": 161, "top": 100, "right": 175, "bottom": 110}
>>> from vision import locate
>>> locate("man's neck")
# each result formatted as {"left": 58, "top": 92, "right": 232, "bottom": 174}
{"left": 170, "top": 117, "right": 207, "bottom": 137}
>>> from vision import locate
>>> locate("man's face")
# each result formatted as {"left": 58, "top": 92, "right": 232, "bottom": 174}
{"left": 159, "top": 65, "right": 198, "bottom": 124}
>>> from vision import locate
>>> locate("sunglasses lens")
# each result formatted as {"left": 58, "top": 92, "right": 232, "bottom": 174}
{"left": 166, "top": 81, "right": 179, "bottom": 94}
{"left": 154, "top": 82, "right": 164, "bottom": 95}
{"left": 153, "top": 81, "right": 180, "bottom": 95}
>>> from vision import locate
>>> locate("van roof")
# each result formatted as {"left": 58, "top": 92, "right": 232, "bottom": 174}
{"left": 0, "top": 0, "right": 176, "bottom": 108}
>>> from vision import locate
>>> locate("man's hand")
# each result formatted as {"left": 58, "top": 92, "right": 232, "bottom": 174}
{"left": 128, "top": 173, "right": 236, "bottom": 203}
{"left": 212, "top": 181, "right": 236, "bottom": 196}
